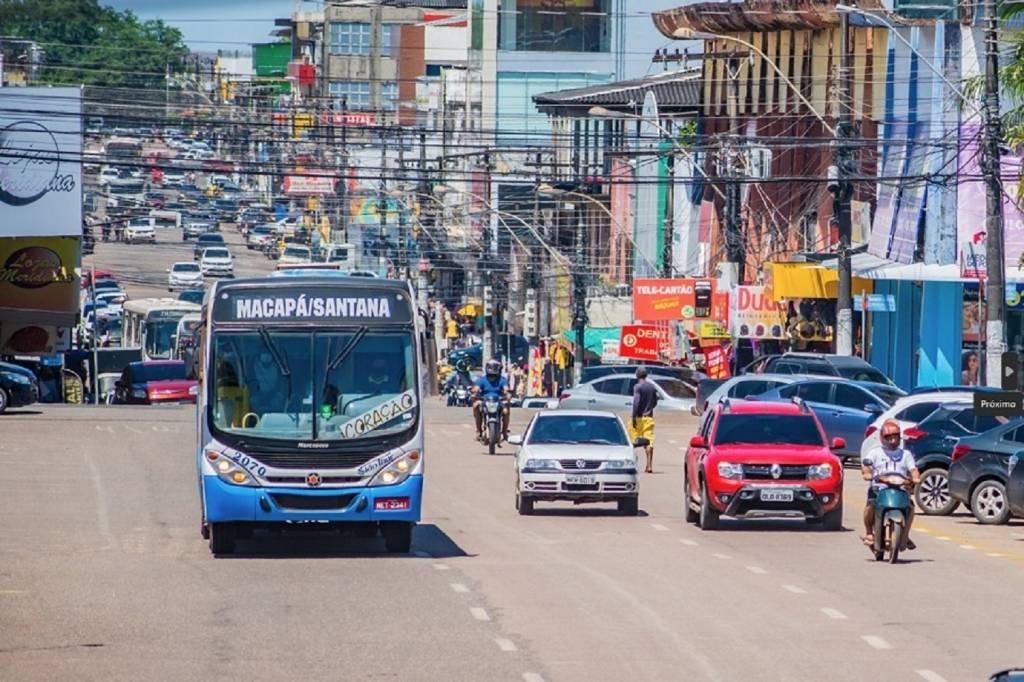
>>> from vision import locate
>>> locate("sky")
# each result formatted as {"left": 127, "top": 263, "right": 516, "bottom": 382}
{"left": 102, "top": 1, "right": 324, "bottom": 52}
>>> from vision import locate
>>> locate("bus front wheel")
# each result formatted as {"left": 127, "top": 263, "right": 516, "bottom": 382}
{"left": 382, "top": 522, "right": 413, "bottom": 553}
{"left": 208, "top": 522, "right": 236, "bottom": 555}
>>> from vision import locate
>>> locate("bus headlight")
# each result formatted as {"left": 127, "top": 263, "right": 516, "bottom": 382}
{"left": 205, "top": 449, "right": 261, "bottom": 488}
{"left": 369, "top": 451, "right": 420, "bottom": 487}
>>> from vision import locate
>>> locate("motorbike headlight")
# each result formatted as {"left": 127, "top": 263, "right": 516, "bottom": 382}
{"left": 717, "top": 462, "right": 743, "bottom": 479}
{"left": 204, "top": 450, "right": 261, "bottom": 487}
{"left": 523, "top": 458, "right": 558, "bottom": 470}
{"left": 808, "top": 463, "right": 833, "bottom": 480}
{"left": 369, "top": 451, "right": 421, "bottom": 487}
{"left": 132, "top": 388, "right": 147, "bottom": 399}
{"left": 605, "top": 459, "right": 636, "bottom": 471}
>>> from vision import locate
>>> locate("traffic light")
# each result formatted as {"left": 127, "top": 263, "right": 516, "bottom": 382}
{"left": 524, "top": 290, "right": 537, "bottom": 338}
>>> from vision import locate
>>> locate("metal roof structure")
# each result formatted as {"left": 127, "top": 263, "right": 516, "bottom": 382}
{"left": 532, "top": 69, "right": 701, "bottom": 117}
{"left": 651, "top": 0, "right": 902, "bottom": 35}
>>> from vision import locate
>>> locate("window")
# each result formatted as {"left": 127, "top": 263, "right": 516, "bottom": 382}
{"left": 329, "top": 81, "right": 371, "bottom": 110}
{"left": 972, "top": 415, "right": 1007, "bottom": 433}
{"left": 802, "top": 361, "right": 835, "bottom": 376}
{"left": 896, "top": 402, "right": 942, "bottom": 423}
{"left": 771, "top": 361, "right": 801, "bottom": 375}
{"left": 381, "top": 24, "right": 399, "bottom": 57}
{"left": 654, "top": 378, "right": 695, "bottom": 400}
{"left": 796, "top": 382, "right": 833, "bottom": 404}
{"left": 729, "top": 380, "right": 774, "bottom": 399}
{"left": 497, "top": 0, "right": 611, "bottom": 53}
{"left": 381, "top": 81, "right": 398, "bottom": 110}
{"left": 594, "top": 378, "right": 626, "bottom": 395}
{"left": 838, "top": 366, "right": 892, "bottom": 385}
{"left": 834, "top": 384, "right": 871, "bottom": 410}
{"left": 1002, "top": 426, "right": 1024, "bottom": 444}
{"left": 330, "top": 22, "right": 371, "bottom": 55}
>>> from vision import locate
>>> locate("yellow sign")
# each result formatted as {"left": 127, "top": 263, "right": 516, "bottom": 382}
{"left": 699, "top": 321, "right": 730, "bottom": 339}
{"left": 0, "top": 237, "right": 79, "bottom": 320}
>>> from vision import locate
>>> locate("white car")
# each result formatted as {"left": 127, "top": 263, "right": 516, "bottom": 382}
{"left": 167, "top": 261, "right": 204, "bottom": 291}
{"left": 859, "top": 391, "right": 975, "bottom": 459}
{"left": 557, "top": 375, "right": 696, "bottom": 413}
{"left": 98, "top": 167, "right": 120, "bottom": 185}
{"left": 512, "top": 410, "right": 639, "bottom": 515}
{"left": 199, "top": 247, "right": 234, "bottom": 277}
{"left": 124, "top": 218, "right": 156, "bottom": 244}
{"left": 279, "top": 244, "right": 312, "bottom": 265}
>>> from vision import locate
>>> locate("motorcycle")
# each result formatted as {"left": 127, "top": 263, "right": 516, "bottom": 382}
{"left": 454, "top": 386, "right": 470, "bottom": 407}
{"left": 262, "top": 240, "right": 279, "bottom": 260}
{"left": 482, "top": 396, "right": 503, "bottom": 455}
{"left": 870, "top": 473, "right": 914, "bottom": 563}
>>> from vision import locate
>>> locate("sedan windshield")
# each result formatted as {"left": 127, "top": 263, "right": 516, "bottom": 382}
{"left": 714, "top": 414, "right": 824, "bottom": 446}
{"left": 210, "top": 330, "right": 416, "bottom": 442}
{"left": 204, "top": 248, "right": 230, "bottom": 259}
{"left": 528, "top": 416, "right": 628, "bottom": 445}
{"left": 173, "top": 263, "right": 200, "bottom": 272}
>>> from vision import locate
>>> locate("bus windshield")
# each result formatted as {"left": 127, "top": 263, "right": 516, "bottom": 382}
{"left": 145, "top": 319, "right": 180, "bottom": 359}
{"left": 210, "top": 329, "right": 416, "bottom": 442}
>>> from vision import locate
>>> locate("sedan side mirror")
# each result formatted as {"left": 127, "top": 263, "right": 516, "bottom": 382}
{"left": 689, "top": 435, "right": 706, "bottom": 448}
{"left": 864, "top": 403, "right": 884, "bottom": 415}
{"left": 831, "top": 437, "right": 847, "bottom": 450}
{"left": 508, "top": 434, "right": 523, "bottom": 445}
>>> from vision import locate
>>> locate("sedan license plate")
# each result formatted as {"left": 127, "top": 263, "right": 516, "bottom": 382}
{"left": 566, "top": 474, "right": 596, "bottom": 485}
{"left": 760, "top": 489, "right": 794, "bottom": 503}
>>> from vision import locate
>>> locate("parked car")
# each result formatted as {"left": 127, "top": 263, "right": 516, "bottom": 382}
{"left": 557, "top": 374, "right": 695, "bottom": 413}
{"left": 448, "top": 334, "right": 530, "bottom": 369}
{"left": 580, "top": 363, "right": 696, "bottom": 385}
{"left": 684, "top": 399, "right": 845, "bottom": 530}
{"left": 246, "top": 224, "right": 276, "bottom": 250}
{"left": 183, "top": 221, "right": 214, "bottom": 241}
{"left": 279, "top": 243, "right": 313, "bottom": 266}
{"left": 0, "top": 361, "right": 40, "bottom": 413}
{"left": 124, "top": 218, "right": 156, "bottom": 244}
{"left": 742, "top": 352, "right": 894, "bottom": 386}
{"left": 696, "top": 374, "right": 812, "bottom": 422}
{"left": 167, "top": 261, "right": 204, "bottom": 291}
{"left": 199, "top": 247, "right": 234, "bottom": 277}
{"left": 193, "top": 232, "right": 226, "bottom": 260}
{"left": 512, "top": 410, "right": 639, "bottom": 515}
{"left": 752, "top": 379, "right": 906, "bottom": 463}
{"left": 902, "top": 403, "right": 1006, "bottom": 515}
{"left": 860, "top": 391, "right": 977, "bottom": 461}
{"left": 112, "top": 360, "right": 198, "bottom": 405}
{"left": 949, "top": 418, "right": 1024, "bottom": 524}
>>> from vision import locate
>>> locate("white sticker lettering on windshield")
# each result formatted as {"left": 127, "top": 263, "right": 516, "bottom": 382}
{"left": 337, "top": 390, "right": 416, "bottom": 440}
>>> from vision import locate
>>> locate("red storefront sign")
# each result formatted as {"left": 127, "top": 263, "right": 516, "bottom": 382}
{"left": 633, "top": 278, "right": 722, "bottom": 322}
{"left": 319, "top": 112, "right": 377, "bottom": 127}
{"left": 618, "top": 325, "right": 667, "bottom": 362}
{"left": 703, "top": 344, "right": 731, "bottom": 379}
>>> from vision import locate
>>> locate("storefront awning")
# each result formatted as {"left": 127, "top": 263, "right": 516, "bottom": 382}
{"left": 767, "top": 263, "right": 874, "bottom": 300}
{"left": 561, "top": 327, "right": 621, "bottom": 356}
{"left": 820, "top": 253, "right": 967, "bottom": 281}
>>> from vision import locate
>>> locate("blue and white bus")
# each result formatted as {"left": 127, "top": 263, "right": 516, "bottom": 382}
{"left": 196, "top": 275, "right": 424, "bottom": 555}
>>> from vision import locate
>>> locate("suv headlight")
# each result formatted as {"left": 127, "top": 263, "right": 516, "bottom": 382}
{"left": 369, "top": 451, "right": 421, "bottom": 487}
{"left": 523, "top": 458, "right": 558, "bottom": 470}
{"left": 717, "top": 462, "right": 744, "bottom": 479}
{"left": 204, "top": 450, "right": 261, "bottom": 487}
{"left": 808, "top": 463, "right": 833, "bottom": 480}
{"left": 604, "top": 459, "right": 636, "bottom": 471}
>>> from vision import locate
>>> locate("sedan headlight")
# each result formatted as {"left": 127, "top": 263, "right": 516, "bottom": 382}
{"left": 808, "top": 463, "right": 834, "bottom": 480}
{"left": 369, "top": 451, "right": 421, "bottom": 487}
{"left": 204, "top": 450, "right": 261, "bottom": 487}
{"left": 523, "top": 458, "right": 558, "bottom": 470}
{"left": 1, "top": 372, "right": 31, "bottom": 385}
{"left": 604, "top": 459, "right": 637, "bottom": 471}
{"left": 717, "top": 462, "right": 744, "bottom": 479}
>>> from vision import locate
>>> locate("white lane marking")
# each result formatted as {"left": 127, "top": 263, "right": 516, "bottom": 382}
{"left": 680, "top": 539, "right": 698, "bottom": 546}
{"left": 916, "top": 670, "right": 948, "bottom": 682}
{"left": 935, "top": 536, "right": 951, "bottom": 541}
{"left": 470, "top": 607, "right": 491, "bottom": 622}
{"left": 668, "top": 439, "right": 679, "bottom": 445}
{"left": 0, "top": 590, "right": 28, "bottom": 595}
{"left": 461, "top": 424, "right": 471, "bottom": 429}
{"left": 523, "top": 674, "right": 545, "bottom": 682}
{"left": 987, "top": 552, "right": 1004, "bottom": 558}
{"left": 821, "top": 608, "right": 847, "bottom": 620}
{"left": 413, "top": 550, "right": 431, "bottom": 558}
{"left": 711, "top": 553, "right": 730, "bottom": 560}
{"left": 123, "top": 425, "right": 142, "bottom": 434}
{"left": 650, "top": 523, "right": 669, "bottom": 531}
{"left": 83, "top": 449, "right": 116, "bottom": 551}
{"left": 450, "top": 583, "right": 470, "bottom": 594}
{"left": 432, "top": 563, "right": 450, "bottom": 571}
{"left": 495, "top": 638, "right": 518, "bottom": 652}
{"left": 746, "top": 566, "right": 767, "bottom": 575}
{"left": 959, "top": 544, "right": 976, "bottom": 550}
{"left": 861, "top": 635, "right": 892, "bottom": 650}
{"left": 782, "top": 584, "right": 806, "bottom": 594}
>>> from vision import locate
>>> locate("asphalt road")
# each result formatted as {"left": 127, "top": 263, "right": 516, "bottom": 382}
{"left": 2, "top": 403, "right": 1023, "bottom": 681}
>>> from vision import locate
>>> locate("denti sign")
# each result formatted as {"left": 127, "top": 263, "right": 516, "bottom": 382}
{"left": 618, "top": 324, "right": 667, "bottom": 361}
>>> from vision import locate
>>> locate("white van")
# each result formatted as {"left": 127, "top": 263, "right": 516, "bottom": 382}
{"left": 324, "top": 243, "right": 356, "bottom": 270}
{"left": 150, "top": 209, "right": 182, "bottom": 230}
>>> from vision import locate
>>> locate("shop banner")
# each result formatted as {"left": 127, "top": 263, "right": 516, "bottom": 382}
{"left": 0, "top": 87, "right": 83, "bottom": 237}
{"left": 730, "top": 286, "right": 787, "bottom": 339}
{"left": 703, "top": 344, "right": 731, "bottom": 380}
{"left": 618, "top": 324, "right": 665, "bottom": 362}
{"left": 633, "top": 278, "right": 718, "bottom": 322}
{"left": 0, "top": 237, "right": 79, "bottom": 321}
{"left": 0, "top": 323, "right": 66, "bottom": 355}
{"left": 284, "top": 175, "right": 337, "bottom": 196}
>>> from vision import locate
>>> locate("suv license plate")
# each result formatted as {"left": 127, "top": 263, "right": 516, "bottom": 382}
{"left": 760, "top": 489, "right": 794, "bottom": 502}
{"left": 566, "top": 474, "right": 596, "bottom": 485}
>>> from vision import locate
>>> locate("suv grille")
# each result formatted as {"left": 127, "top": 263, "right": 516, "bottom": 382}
{"left": 253, "top": 451, "right": 378, "bottom": 469}
{"left": 743, "top": 464, "right": 810, "bottom": 480}
{"left": 559, "top": 459, "right": 602, "bottom": 470}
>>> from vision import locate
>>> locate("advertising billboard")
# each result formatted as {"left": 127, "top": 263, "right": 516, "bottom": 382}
{"left": 730, "top": 286, "right": 787, "bottom": 339}
{"left": 632, "top": 278, "right": 722, "bottom": 322}
{"left": 0, "top": 87, "right": 82, "bottom": 237}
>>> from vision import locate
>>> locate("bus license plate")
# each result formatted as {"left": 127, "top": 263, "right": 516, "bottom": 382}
{"left": 760, "top": 489, "right": 794, "bottom": 502}
{"left": 566, "top": 474, "right": 596, "bottom": 485}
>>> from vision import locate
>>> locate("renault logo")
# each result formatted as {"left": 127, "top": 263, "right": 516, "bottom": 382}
{"left": 576, "top": 459, "right": 586, "bottom": 469}
{"left": 306, "top": 472, "right": 322, "bottom": 487}
{"left": 770, "top": 464, "right": 782, "bottom": 480}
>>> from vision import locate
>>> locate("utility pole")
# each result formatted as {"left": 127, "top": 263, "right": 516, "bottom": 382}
{"left": 832, "top": 11, "right": 855, "bottom": 356}
{"left": 983, "top": 0, "right": 1006, "bottom": 386}
{"left": 724, "top": 53, "right": 744, "bottom": 284}
{"left": 482, "top": 152, "right": 493, "bottom": 367}
{"left": 663, "top": 133, "right": 675, "bottom": 278}
{"left": 572, "top": 210, "right": 588, "bottom": 386}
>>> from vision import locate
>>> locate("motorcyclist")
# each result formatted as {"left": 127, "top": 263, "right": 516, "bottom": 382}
{"left": 861, "top": 419, "right": 921, "bottom": 550}
{"left": 444, "top": 359, "right": 474, "bottom": 406}
{"left": 471, "top": 359, "right": 511, "bottom": 443}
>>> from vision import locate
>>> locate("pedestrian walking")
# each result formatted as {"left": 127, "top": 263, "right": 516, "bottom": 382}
{"left": 629, "top": 367, "right": 659, "bottom": 474}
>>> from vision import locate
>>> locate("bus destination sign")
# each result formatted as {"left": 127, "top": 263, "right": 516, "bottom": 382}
{"left": 212, "top": 286, "right": 413, "bottom": 324}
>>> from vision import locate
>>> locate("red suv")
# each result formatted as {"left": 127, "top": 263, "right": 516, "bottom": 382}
{"left": 684, "top": 399, "right": 845, "bottom": 530}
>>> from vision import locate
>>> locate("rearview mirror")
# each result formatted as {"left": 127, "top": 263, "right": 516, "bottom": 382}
{"left": 689, "top": 435, "right": 706, "bottom": 448}
{"left": 831, "top": 437, "right": 847, "bottom": 450}
{"left": 508, "top": 435, "right": 523, "bottom": 445}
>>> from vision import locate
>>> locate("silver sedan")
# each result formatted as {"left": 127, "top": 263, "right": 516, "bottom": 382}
{"left": 557, "top": 374, "right": 695, "bottom": 413}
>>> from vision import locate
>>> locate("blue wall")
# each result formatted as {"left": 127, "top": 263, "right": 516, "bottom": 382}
{"left": 869, "top": 280, "right": 921, "bottom": 390}
{"left": 916, "top": 281, "right": 964, "bottom": 387}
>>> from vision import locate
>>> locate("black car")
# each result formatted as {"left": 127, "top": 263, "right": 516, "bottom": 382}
{"left": 193, "top": 232, "right": 226, "bottom": 259}
{"left": 742, "top": 352, "right": 893, "bottom": 386}
{"left": 949, "top": 418, "right": 1024, "bottom": 525}
{"left": 0, "top": 361, "right": 40, "bottom": 413}
{"left": 903, "top": 403, "right": 1008, "bottom": 515}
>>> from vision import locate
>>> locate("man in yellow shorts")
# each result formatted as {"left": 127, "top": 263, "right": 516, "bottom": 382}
{"left": 629, "top": 367, "right": 659, "bottom": 473}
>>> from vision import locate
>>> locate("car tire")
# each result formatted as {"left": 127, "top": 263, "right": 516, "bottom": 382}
{"left": 0, "top": 387, "right": 8, "bottom": 414}
{"left": 516, "top": 492, "right": 534, "bottom": 515}
{"left": 683, "top": 466, "right": 699, "bottom": 523}
{"left": 382, "top": 522, "right": 413, "bottom": 553}
{"left": 618, "top": 496, "right": 639, "bottom": 516}
{"left": 208, "top": 522, "right": 236, "bottom": 555}
{"left": 698, "top": 479, "right": 719, "bottom": 531}
{"left": 822, "top": 500, "right": 844, "bottom": 531}
{"left": 916, "top": 467, "right": 958, "bottom": 516}
{"left": 971, "top": 480, "right": 1010, "bottom": 525}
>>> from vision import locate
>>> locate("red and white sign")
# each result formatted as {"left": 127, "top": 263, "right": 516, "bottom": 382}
{"left": 283, "top": 175, "right": 337, "bottom": 196}
{"left": 703, "top": 344, "right": 731, "bottom": 379}
{"left": 618, "top": 325, "right": 667, "bottom": 362}
{"left": 319, "top": 111, "right": 376, "bottom": 127}
{"left": 730, "top": 286, "right": 787, "bottom": 339}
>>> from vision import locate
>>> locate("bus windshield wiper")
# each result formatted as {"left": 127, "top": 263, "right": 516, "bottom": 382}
{"left": 258, "top": 325, "right": 290, "bottom": 377}
{"left": 315, "top": 326, "right": 368, "bottom": 438}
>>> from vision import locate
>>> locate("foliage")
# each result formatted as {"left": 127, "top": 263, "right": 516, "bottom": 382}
{"left": 0, "top": 0, "right": 188, "bottom": 88}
